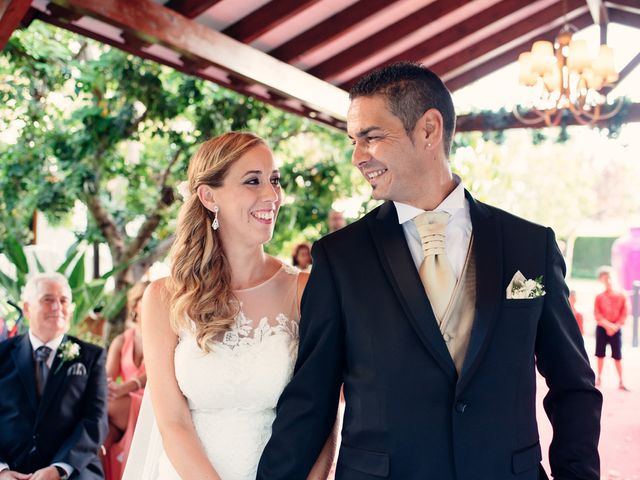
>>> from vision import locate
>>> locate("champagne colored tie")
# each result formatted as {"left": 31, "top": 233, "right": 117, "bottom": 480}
{"left": 413, "top": 211, "right": 456, "bottom": 323}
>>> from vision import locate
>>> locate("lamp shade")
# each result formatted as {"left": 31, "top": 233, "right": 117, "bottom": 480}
{"left": 593, "top": 44, "right": 616, "bottom": 78}
{"left": 518, "top": 52, "right": 537, "bottom": 86}
{"left": 567, "top": 39, "right": 591, "bottom": 72}
{"left": 531, "top": 41, "right": 555, "bottom": 75}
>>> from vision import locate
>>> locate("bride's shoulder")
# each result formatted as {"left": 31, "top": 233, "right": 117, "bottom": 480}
{"left": 141, "top": 277, "right": 172, "bottom": 324}
{"left": 145, "top": 277, "right": 171, "bottom": 303}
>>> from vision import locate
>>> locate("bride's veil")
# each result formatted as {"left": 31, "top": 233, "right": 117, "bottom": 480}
{"left": 122, "top": 388, "right": 162, "bottom": 479}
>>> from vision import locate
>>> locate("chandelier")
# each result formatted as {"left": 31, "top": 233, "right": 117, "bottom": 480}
{"left": 515, "top": 24, "right": 622, "bottom": 126}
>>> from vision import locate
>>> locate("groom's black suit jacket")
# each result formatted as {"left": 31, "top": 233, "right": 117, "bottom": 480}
{"left": 259, "top": 192, "right": 602, "bottom": 480}
{"left": 0, "top": 334, "right": 108, "bottom": 479}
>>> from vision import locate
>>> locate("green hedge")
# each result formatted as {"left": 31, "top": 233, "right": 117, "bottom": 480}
{"left": 571, "top": 236, "right": 618, "bottom": 279}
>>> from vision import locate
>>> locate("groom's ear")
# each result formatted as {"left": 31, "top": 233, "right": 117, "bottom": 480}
{"left": 415, "top": 108, "right": 444, "bottom": 151}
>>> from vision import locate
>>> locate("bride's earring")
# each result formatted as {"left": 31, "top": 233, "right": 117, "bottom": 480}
{"left": 211, "top": 205, "right": 220, "bottom": 231}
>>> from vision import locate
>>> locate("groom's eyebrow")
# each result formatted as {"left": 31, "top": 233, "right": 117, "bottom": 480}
{"left": 352, "top": 126, "right": 383, "bottom": 139}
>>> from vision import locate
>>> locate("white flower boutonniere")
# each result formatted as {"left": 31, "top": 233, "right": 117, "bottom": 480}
{"left": 54, "top": 340, "right": 81, "bottom": 374}
{"left": 506, "top": 271, "right": 546, "bottom": 299}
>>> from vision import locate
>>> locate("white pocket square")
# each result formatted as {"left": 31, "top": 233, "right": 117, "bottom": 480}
{"left": 506, "top": 271, "right": 546, "bottom": 299}
{"left": 66, "top": 363, "right": 87, "bottom": 376}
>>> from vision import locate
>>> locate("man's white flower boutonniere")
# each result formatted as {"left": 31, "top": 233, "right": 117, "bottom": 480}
{"left": 54, "top": 340, "right": 81, "bottom": 374}
{"left": 506, "top": 271, "right": 546, "bottom": 299}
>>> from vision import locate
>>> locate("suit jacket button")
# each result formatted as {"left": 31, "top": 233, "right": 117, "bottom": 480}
{"left": 455, "top": 402, "right": 468, "bottom": 413}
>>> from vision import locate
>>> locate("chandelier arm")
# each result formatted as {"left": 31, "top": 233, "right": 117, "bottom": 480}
{"left": 596, "top": 98, "right": 625, "bottom": 120}
{"left": 566, "top": 102, "right": 594, "bottom": 125}
{"left": 513, "top": 105, "right": 548, "bottom": 126}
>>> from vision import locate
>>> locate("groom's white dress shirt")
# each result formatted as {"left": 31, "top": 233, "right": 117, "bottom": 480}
{"left": 394, "top": 174, "right": 472, "bottom": 281}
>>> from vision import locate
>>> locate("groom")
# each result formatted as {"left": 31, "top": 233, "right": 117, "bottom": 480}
{"left": 258, "top": 63, "right": 602, "bottom": 479}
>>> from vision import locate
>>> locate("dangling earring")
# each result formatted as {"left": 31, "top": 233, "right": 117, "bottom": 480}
{"left": 211, "top": 205, "right": 219, "bottom": 230}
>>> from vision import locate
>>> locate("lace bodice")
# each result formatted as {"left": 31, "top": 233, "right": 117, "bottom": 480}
{"left": 156, "top": 263, "right": 301, "bottom": 480}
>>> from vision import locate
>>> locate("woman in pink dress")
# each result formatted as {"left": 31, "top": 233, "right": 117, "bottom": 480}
{"left": 103, "top": 282, "right": 149, "bottom": 479}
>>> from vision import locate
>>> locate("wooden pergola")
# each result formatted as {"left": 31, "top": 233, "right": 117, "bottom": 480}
{"left": 1, "top": 0, "right": 639, "bottom": 131}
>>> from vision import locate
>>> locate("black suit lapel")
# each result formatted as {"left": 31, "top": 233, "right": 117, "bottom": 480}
{"left": 457, "top": 192, "right": 503, "bottom": 394}
{"left": 37, "top": 335, "right": 68, "bottom": 422}
{"left": 11, "top": 334, "right": 38, "bottom": 411}
{"left": 368, "top": 201, "right": 457, "bottom": 382}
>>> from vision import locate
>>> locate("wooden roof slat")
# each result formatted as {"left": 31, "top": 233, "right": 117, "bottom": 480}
{"left": 0, "top": 0, "right": 32, "bottom": 49}
{"left": 339, "top": 0, "right": 549, "bottom": 90}
{"left": 269, "top": 0, "right": 394, "bottom": 63}
{"left": 444, "top": 12, "right": 593, "bottom": 91}
{"left": 307, "top": 0, "right": 469, "bottom": 81}
{"left": 605, "top": 0, "right": 640, "bottom": 14}
{"left": 47, "top": 0, "right": 349, "bottom": 121}
{"left": 608, "top": 7, "right": 640, "bottom": 27}
{"left": 431, "top": 0, "right": 588, "bottom": 80}
{"left": 222, "top": 0, "right": 321, "bottom": 44}
{"left": 164, "top": 0, "right": 224, "bottom": 19}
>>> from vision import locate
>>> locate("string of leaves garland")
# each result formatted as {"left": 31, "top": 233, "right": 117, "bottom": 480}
{"left": 454, "top": 98, "right": 632, "bottom": 148}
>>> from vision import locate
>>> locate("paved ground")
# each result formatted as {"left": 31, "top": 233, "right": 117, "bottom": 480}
{"left": 538, "top": 278, "right": 640, "bottom": 480}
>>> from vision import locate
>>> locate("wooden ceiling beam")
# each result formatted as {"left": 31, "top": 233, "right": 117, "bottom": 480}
{"left": 222, "top": 0, "right": 321, "bottom": 44}
{"left": 307, "top": 0, "right": 469, "bottom": 81}
{"left": 32, "top": 9, "right": 345, "bottom": 131}
{"left": 456, "top": 102, "right": 640, "bottom": 131}
{"left": 0, "top": 0, "right": 32, "bottom": 50}
{"left": 430, "top": 1, "right": 588, "bottom": 80}
{"left": 164, "top": 0, "right": 224, "bottom": 19}
{"left": 269, "top": 0, "right": 394, "bottom": 63}
{"left": 605, "top": 51, "right": 640, "bottom": 94}
{"left": 586, "top": 0, "right": 609, "bottom": 43}
{"left": 46, "top": 0, "right": 348, "bottom": 121}
{"left": 444, "top": 12, "right": 593, "bottom": 92}
{"left": 339, "top": 0, "right": 548, "bottom": 90}
{"left": 608, "top": 7, "right": 640, "bottom": 27}
{"left": 586, "top": 0, "right": 609, "bottom": 25}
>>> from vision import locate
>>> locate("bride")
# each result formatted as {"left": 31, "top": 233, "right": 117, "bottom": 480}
{"left": 124, "top": 132, "right": 335, "bottom": 479}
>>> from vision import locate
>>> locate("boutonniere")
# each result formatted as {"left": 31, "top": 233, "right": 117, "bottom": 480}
{"left": 54, "top": 340, "right": 81, "bottom": 374}
{"left": 506, "top": 271, "right": 546, "bottom": 299}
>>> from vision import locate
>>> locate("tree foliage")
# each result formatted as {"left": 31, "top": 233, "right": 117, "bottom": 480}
{"left": 0, "top": 22, "right": 354, "bottom": 332}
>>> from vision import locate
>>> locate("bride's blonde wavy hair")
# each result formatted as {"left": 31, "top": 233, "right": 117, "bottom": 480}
{"left": 168, "top": 132, "right": 268, "bottom": 351}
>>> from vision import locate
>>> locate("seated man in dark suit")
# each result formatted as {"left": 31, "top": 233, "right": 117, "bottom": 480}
{"left": 0, "top": 273, "right": 108, "bottom": 480}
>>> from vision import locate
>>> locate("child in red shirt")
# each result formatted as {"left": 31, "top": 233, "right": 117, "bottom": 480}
{"left": 594, "top": 266, "right": 628, "bottom": 390}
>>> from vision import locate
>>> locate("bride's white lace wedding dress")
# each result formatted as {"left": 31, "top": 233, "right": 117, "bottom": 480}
{"left": 123, "top": 263, "right": 300, "bottom": 480}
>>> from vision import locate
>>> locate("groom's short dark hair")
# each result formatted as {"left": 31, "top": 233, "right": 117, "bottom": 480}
{"left": 349, "top": 62, "right": 456, "bottom": 157}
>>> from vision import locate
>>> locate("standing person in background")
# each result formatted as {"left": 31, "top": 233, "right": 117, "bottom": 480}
{"left": 292, "top": 243, "right": 313, "bottom": 272}
{"left": 594, "top": 266, "right": 629, "bottom": 390}
{"left": 103, "top": 282, "right": 150, "bottom": 479}
{"left": 327, "top": 210, "right": 346, "bottom": 233}
{"left": 569, "top": 290, "right": 584, "bottom": 334}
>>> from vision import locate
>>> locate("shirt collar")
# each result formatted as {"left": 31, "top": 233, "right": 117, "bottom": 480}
{"left": 394, "top": 174, "right": 465, "bottom": 224}
{"left": 29, "top": 330, "right": 65, "bottom": 353}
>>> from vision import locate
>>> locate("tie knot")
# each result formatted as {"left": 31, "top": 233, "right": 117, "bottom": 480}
{"left": 35, "top": 346, "right": 52, "bottom": 362}
{"left": 413, "top": 211, "right": 450, "bottom": 237}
